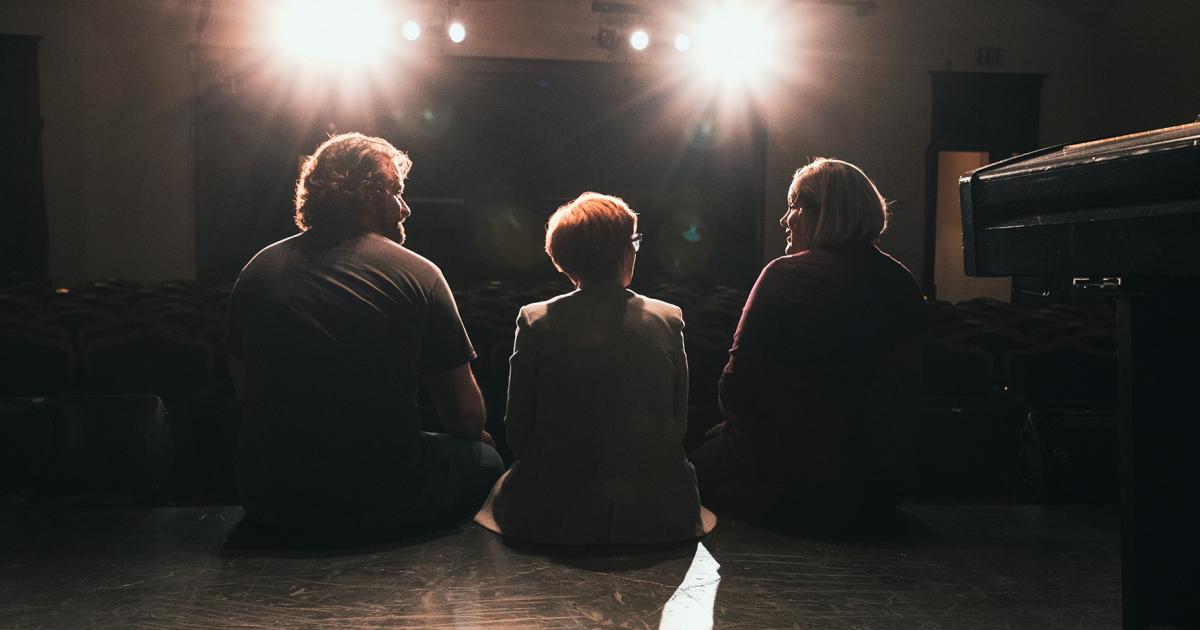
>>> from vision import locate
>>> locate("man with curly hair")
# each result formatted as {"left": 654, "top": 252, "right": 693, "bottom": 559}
{"left": 225, "top": 132, "right": 502, "bottom": 539}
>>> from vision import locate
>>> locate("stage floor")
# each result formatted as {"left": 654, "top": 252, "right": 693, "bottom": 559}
{"left": 0, "top": 505, "right": 1119, "bottom": 629}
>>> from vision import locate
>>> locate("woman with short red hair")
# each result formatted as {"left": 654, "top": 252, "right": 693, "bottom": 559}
{"left": 475, "top": 192, "right": 716, "bottom": 545}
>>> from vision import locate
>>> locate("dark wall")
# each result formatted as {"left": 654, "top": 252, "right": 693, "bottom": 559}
{"left": 0, "top": 34, "right": 47, "bottom": 278}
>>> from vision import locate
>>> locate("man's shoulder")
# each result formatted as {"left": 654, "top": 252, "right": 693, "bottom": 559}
{"left": 244, "top": 233, "right": 301, "bottom": 263}
{"left": 339, "top": 234, "right": 448, "bottom": 288}
{"left": 357, "top": 234, "right": 439, "bottom": 270}
{"left": 235, "top": 232, "right": 451, "bottom": 298}
{"left": 234, "top": 234, "right": 303, "bottom": 284}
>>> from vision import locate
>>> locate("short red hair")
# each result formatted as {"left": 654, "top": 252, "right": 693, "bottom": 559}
{"left": 545, "top": 192, "right": 638, "bottom": 284}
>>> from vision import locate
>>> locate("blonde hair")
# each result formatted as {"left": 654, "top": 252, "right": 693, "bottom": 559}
{"left": 787, "top": 157, "right": 888, "bottom": 250}
{"left": 545, "top": 192, "right": 637, "bottom": 284}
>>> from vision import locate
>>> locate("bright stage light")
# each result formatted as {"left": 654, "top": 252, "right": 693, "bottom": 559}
{"left": 448, "top": 22, "right": 466, "bottom": 44}
{"left": 272, "top": 0, "right": 392, "bottom": 67}
{"left": 630, "top": 30, "right": 650, "bottom": 51}
{"left": 402, "top": 20, "right": 422, "bottom": 41}
{"left": 674, "top": 33, "right": 692, "bottom": 52}
{"left": 691, "top": 3, "right": 779, "bottom": 86}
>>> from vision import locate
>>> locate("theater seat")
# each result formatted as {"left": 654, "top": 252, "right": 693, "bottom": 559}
{"left": 917, "top": 339, "right": 1009, "bottom": 502}
{"left": 1019, "top": 410, "right": 1118, "bottom": 505}
{"left": 1006, "top": 341, "right": 1117, "bottom": 408}
{"left": 81, "top": 327, "right": 214, "bottom": 395}
{"left": 0, "top": 397, "right": 54, "bottom": 506}
{"left": 0, "top": 324, "right": 76, "bottom": 396}
{"left": 1, "top": 395, "right": 171, "bottom": 506}
{"left": 921, "top": 338, "right": 995, "bottom": 398}
{"left": 910, "top": 404, "right": 1011, "bottom": 503}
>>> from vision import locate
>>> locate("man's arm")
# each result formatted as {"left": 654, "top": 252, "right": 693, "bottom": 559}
{"left": 422, "top": 362, "right": 487, "bottom": 441}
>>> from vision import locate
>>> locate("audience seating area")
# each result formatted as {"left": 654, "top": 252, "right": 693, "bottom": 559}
{"left": 920, "top": 296, "right": 1118, "bottom": 504}
{"left": 1, "top": 273, "right": 1118, "bottom": 508}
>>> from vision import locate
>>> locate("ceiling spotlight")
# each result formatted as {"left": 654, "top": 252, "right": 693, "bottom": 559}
{"left": 693, "top": 5, "right": 778, "bottom": 85}
{"left": 272, "top": 0, "right": 392, "bottom": 67}
{"left": 674, "top": 33, "right": 691, "bottom": 52}
{"left": 630, "top": 30, "right": 649, "bottom": 51}
{"left": 401, "top": 20, "right": 421, "bottom": 41}
{"left": 448, "top": 21, "right": 466, "bottom": 43}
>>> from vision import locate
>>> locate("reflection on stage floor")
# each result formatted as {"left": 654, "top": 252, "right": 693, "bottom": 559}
{"left": 0, "top": 504, "right": 1119, "bottom": 629}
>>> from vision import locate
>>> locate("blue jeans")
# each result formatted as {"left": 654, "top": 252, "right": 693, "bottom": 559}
{"left": 242, "top": 433, "right": 503, "bottom": 538}
{"left": 402, "top": 432, "right": 505, "bottom": 531}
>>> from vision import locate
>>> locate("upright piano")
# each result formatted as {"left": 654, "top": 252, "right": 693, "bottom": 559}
{"left": 960, "top": 121, "right": 1200, "bottom": 630}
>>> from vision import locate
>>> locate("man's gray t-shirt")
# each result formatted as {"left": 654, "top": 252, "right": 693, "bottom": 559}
{"left": 226, "top": 230, "right": 475, "bottom": 516}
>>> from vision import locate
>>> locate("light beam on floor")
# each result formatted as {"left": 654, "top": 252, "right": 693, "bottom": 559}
{"left": 658, "top": 542, "right": 721, "bottom": 630}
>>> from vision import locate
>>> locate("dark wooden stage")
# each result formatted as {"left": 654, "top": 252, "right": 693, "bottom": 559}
{"left": 0, "top": 505, "right": 1119, "bottom": 628}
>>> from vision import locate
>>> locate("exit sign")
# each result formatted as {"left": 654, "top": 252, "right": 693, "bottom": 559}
{"left": 976, "top": 47, "right": 1004, "bottom": 67}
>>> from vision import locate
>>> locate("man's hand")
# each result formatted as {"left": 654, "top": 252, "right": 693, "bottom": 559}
{"left": 480, "top": 430, "right": 496, "bottom": 447}
{"left": 421, "top": 363, "right": 487, "bottom": 441}
{"left": 705, "top": 421, "right": 727, "bottom": 438}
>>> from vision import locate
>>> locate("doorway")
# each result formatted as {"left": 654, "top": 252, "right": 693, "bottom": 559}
{"left": 933, "top": 150, "right": 1011, "bottom": 303}
{"left": 922, "top": 71, "right": 1044, "bottom": 301}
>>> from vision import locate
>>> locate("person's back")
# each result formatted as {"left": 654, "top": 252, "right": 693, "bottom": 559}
{"left": 718, "top": 243, "right": 925, "bottom": 501}
{"left": 225, "top": 132, "right": 500, "bottom": 536}
{"left": 693, "top": 157, "right": 927, "bottom": 524}
{"left": 489, "top": 288, "right": 705, "bottom": 544}
{"left": 475, "top": 192, "right": 715, "bottom": 545}
{"left": 228, "top": 231, "right": 472, "bottom": 527}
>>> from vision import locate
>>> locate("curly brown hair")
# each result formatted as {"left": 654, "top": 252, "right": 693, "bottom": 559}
{"left": 294, "top": 132, "right": 413, "bottom": 232}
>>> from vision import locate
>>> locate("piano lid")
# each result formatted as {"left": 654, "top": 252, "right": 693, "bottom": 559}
{"left": 978, "top": 121, "right": 1200, "bottom": 182}
{"left": 959, "top": 121, "right": 1200, "bottom": 278}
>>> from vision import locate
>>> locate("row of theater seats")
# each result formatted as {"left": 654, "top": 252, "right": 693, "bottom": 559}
{"left": 918, "top": 296, "right": 1118, "bottom": 505}
{"left": 1, "top": 395, "right": 170, "bottom": 507}
{"left": 0, "top": 274, "right": 1117, "bottom": 507}
{"left": 0, "top": 276, "right": 236, "bottom": 504}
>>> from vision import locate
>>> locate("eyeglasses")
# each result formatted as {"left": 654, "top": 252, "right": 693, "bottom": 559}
{"left": 631, "top": 232, "right": 643, "bottom": 252}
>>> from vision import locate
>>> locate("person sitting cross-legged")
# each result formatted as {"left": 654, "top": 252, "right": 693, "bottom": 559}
{"left": 474, "top": 192, "right": 717, "bottom": 545}
{"left": 226, "top": 132, "right": 503, "bottom": 540}
{"left": 690, "top": 158, "right": 927, "bottom": 530}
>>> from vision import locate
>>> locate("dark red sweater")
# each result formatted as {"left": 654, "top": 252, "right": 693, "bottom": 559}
{"left": 718, "top": 242, "right": 927, "bottom": 500}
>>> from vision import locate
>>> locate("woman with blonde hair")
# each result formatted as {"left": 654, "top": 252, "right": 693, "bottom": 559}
{"left": 692, "top": 157, "right": 927, "bottom": 528}
{"left": 475, "top": 192, "right": 716, "bottom": 545}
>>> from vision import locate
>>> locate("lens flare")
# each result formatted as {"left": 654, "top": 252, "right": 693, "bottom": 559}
{"left": 402, "top": 20, "right": 422, "bottom": 41}
{"left": 448, "top": 22, "right": 466, "bottom": 44}
{"left": 674, "top": 33, "right": 692, "bottom": 52}
{"left": 630, "top": 30, "right": 650, "bottom": 51}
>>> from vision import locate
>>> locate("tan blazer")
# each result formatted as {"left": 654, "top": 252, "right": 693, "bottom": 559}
{"left": 475, "top": 286, "right": 716, "bottom": 544}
